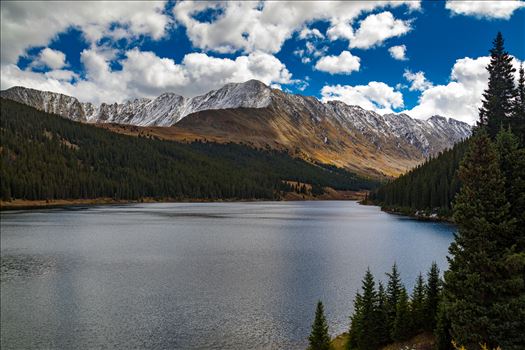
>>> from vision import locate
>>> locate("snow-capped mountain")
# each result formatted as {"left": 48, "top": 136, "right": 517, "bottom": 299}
{"left": 1, "top": 81, "right": 471, "bottom": 177}
{"left": 1, "top": 80, "right": 272, "bottom": 126}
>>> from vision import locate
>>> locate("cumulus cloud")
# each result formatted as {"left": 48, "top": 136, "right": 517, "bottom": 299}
{"left": 389, "top": 45, "right": 407, "bottom": 61}
{"left": 1, "top": 49, "right": 295, "bottom": 104}
{"left": 298, "top": 27, "right": 324, "bottom": 40}
{"left": 321, "top": 82, "right": 404, "bottom": 114}
{"left": 173, "top": 1, "right": 420, "bottom": 54}
{"left": 350, "top": 12, "right": 412, "bottom": 49}
{"left": 315, "top": 51, "right": 361, "bottom": 75}
{"left": 32, "top": 48, "right": 67, "bottom": 70}
{"left": 0, "top": 1, "right": 170, "bottom": 65}
{"left": 403, "top": 69, "right": 433, "bottom": 91}
{"left": 405, "top": 56, "right": 522, "bottom": 124}
{"left": 445, "top": 0, "right": 525, "bottom": 19}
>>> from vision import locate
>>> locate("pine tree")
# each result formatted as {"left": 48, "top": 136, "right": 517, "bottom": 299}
{"left": 512, "top": 64, "right": 525, "bottom": 141}
{"left": 348, "top": 292, "right": 363, "bottom": 350}
{"left": 391, "top": 287, "right": 411, "bottom": 342}
{"left": 434, "top": 300, "right": 452, "bottom": 350}
{"left": 385, "top": 263, "right": 402, "bottom": 332}
{"left": 348, "top": 269, "right": 380, "bottom": 350}
{"left": 376, "top": 281, "right": 391, "bottom": 345}
{"left": 410, "top": 272, "right": 426, "bottom": 333}
{"left": 445, "top": 129, "right": 515, "bottom": 348}
{"left": 496, "top": 127, "right": 525, "bottom": 243}
{"left": 308, "top": 300, "right": 330, "bottom": 350}
{"left": 479, "top": 32, "right": 517, "bottom": 138}
{"left": 424, "top": 262, "right": 442, "bottom": 331}
{"left": 494, "top": 128, "right": 525, "bottom": 348}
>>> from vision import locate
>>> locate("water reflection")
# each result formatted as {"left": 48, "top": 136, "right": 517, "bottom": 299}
{"left": 1, "top": 201, "right": 454, "bottom": 349}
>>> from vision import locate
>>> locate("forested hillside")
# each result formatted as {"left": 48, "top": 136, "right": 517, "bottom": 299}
{"left": 0, "top": 98, "right": 377, "bottom": 202}
{"left": 369, "top": 140, "right": 469, "bottom": 216}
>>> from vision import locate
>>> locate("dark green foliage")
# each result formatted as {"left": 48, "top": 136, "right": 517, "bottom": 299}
{"left": 445, "top": 130, "right": 516, "bottom": 349}
{"left": 496, "top": 127, "right": 525, "bottom": 248}
{"left": 375, "top": 282, "right": 390, "bottom": 345}
{"left": 434, "top": 301, "right": 452, "bottom": 350}
{"left": 391, "top": 287, "right": 410, "bottom": 342}
{"left": 347, "top": 264, "right": 445, "bottom": 349}
{"left": 479, "top": 32, "right": 517, "bottom": 138}
{"left": 512, "top": 64, "right": 525, "bottom": 141}
{"left": 0, "top": 98, "right": 377, "bottom": 202}
{"left": 308, "top": 301, "right": 331, "bottom": 350}
{"left": 348, "top": 269, "right": 382, "bottom": 350}
{"left": 385, "top": 263, "right": 402, "bottom": 332}
{"left": 410, "top": 273, "right": 426, "bottom": 334}
{"left": 423, "top": 262, "right": 442, "bottom": 331}
{"left": 369, "top": 140, "right": 469, "bottom": 216}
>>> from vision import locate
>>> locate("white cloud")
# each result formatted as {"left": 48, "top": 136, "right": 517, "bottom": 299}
{"left": 405, "top": 56, "right": 522, "bottom": 124}
{"left": 173, "top": 1, "right": 420, "bottom": 54}
{"left": 45, "top": 69, "right": 78, "bottom": 81}
{"left": 445, "top": 0, "right": 525, "bottom": 19}
{"left": 321, "top": 82, "right": 404, "bottom": 114}
{"left": 315, "top": 51, "right": 361, "bottom": 75}
{"left": 388, "top": 45, "right": 407, "bottom": 61}
{"left": 403, "top": 69, "right": 433, "bottom": 91}
{"left": 1, "top": 49, "right": 295, "bottom": 104}
{"left": 33, "top": 48, "right": 67, "bottom": 69}
{"left": 298, "top": 27, "right": 324, "bottom": 40}
{"left": 350, "top": 12, "right": 412, "bottom": 49}
{"left": 0, "top": 1, "right": 170, "bottom": 65}
{"left": 326, "top": 21, "right": 354, "bottom": 41}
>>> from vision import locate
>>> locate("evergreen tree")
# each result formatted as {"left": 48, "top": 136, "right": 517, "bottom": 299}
{"left": 445, "top": 130, "right": 515, "bottom": 348}
{"left": 479, "top": 32, "right": 517, "bottom": 137}
{"left": 385, "top": 263, "right": 402, "bottom": 332}
{"left": 424, "top": 262, "right": 442, "bottom": 331}
{"left": 512, "top": 64, "right": 525, "bottom": 141}
{"left": 348, "top": 292, "right": 362, "bottom": 350}
{"left": 391, "top": 287, "right": 411, "bottom": 342}
{"left": 434, "top": 300, "right": 452, "bottom": 350}
{"left": 494, "top": 128, "right": 525, "bottom": 348}
{"left": 410, "top": 272, "right": 426, "bottom": 333}
{"left": 496, "top": 127, "right": 525, "bottom": 246}
{"left": 376, "top": 281, "right": 391, "bottom": 345}
{"left": 348, "top": 269, "right": 381, "bottom": 350}
{"left": 308, "top": 300, "right": 331, "bottom": 350}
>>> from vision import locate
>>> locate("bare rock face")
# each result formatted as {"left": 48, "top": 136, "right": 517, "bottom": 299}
{"left": 1, "top": 81, "right": 471, "bottom": 177}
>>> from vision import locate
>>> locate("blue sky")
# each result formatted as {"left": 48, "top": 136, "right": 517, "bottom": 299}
{"left": 1, "top": 1, "right": 524, "bottom": 124}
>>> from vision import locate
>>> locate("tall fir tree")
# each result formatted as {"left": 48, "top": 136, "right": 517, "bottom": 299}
{"left": 424, "top": 262, "right": 442, "bottom": 331}
{"left": 376, "top": 281, "right": 391, "bottom": 345}
{"left": 391, "top": 287, "right": 411, "bottom": 342}
{"left": 348, "top": 269, "right": 381, "bottom": 350}
{"left": 308, "top": 300, "right": 331, "bottom": 350}
{"left": 512, "top": 64, "right": 525, "bottom": 141}
{"left": 385, "top": 263, "right": 402, "bottom": 332}
{"left": 434, "top": 300, "right": 452, "bottom": 350}
{"left": 496, "top": 127, "right": 525, "bottom": 245}
{"left": 494, "top": 128, "right": 525, "bottom": 348}
{"left": 410, "top": 272, "right": 426, "bottom": 333}
{"left": 478, "top": 32, "right": 517, "bottom": 138}
{"left": 445, "top": 129, "right": 516, "bottom": 348}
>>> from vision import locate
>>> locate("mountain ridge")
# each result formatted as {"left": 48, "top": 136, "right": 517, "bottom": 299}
{"left": 1, "top": 81, "right": 472, "bottom": 177}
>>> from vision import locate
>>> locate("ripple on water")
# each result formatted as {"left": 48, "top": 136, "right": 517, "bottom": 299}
{"left": 1, "top": 254, "right": 59, "bottom": 282}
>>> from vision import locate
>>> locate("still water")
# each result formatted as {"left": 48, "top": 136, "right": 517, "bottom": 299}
{"left": 1, "top": 201, "right": 454, "bottom": 349}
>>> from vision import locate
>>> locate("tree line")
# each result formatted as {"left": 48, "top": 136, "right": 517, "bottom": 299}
{"left": 309, "top": 32, "right": 525, "bottom": 350}
{"left": 369, "top": 33, "right": 525, "bottom": 217}
{"left": 0, "top": 98, "right": 378, "bottom": 202}
{"left": 308, "top": 263, "right": 442, "bottom": 350}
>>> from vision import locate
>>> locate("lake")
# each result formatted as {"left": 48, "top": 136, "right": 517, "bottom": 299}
{"left": 0, "top": 201, "right": 454, "bottom": 349}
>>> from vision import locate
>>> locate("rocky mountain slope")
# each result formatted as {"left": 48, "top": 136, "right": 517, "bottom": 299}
{"left": 1, "top": 81, "right": 471, "bottom": 177}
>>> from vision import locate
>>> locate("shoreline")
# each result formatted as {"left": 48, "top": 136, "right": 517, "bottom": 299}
{"left": 0, "top": 190, "right": 367, "bottom": 211}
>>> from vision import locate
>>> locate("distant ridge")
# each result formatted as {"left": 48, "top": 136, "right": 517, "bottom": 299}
{"left": 1, "top": 82, "right": 471, "bottom": 177}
